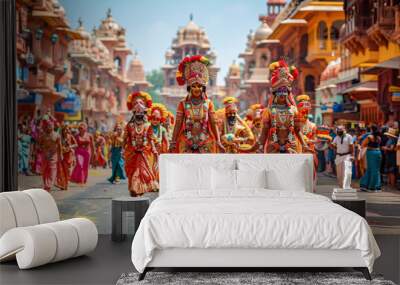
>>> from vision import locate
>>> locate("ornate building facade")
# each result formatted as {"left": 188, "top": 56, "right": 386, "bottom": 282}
{"left": 16, "top": 0, "right": 82, "bottom": 122}
{"left": 236, "top": 0, "right": 283, "bottom": 112}
{"left": 342, "top": 0, "right": 400, "bottom": 121}
{"left": 127, "top": 53, "right": 151, "bottom": 93}
{"left": 161, "top": 16, "right": 220, "bottom": 111}
{"left": 16, "top": 3, "right": 146, "bottom": 130}
{"left": 268, "top": 0, "right": 345, "bottom": 114}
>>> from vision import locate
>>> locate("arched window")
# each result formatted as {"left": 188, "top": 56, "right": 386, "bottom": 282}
{"left": 317, "top": 21, "right": 328, "bottom": 50}
{"left": 300, "top": 34, "right": 308, "bottom": 61}
{"left": 260, "top": 53, "right": 268, "bottom": 67}
{"left": 114, "top": 57, "right": 122, "bottom": 71}
{"left": 71, "top": 66, "right": 79, "bottom": 85}
{"left": 305, "top": 75, "right": 315, "bottom": 93}
{"left": 330, "top": 20, "right": 344, "bottom": 49}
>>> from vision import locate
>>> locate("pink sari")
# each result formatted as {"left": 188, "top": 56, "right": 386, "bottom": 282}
{"left": 70, "top": 134, "right": 91, "bottom": 184}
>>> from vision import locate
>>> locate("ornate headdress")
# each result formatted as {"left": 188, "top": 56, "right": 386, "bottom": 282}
{"left": 223, "top": 96, "right": 239, "bottom": 112}
{"left": 269, "top": 59, "right": 298, "bottom": 91}
{"left": 250, "top": 103, "right": 263, "bottom": 111}
{"left": 296, "top": 94, "right": 310, "bottom": 103}
{"left": 148, "top": 103, "right": 168, "bottom": 123}
{"left": 296, "top": 94, "right": 311, "bottom": 113}
{"left": 317, "top": 125, "right": 332, "bottom": 141}
{"left": 166, "top": 111, "right": 175, "bottom": 125}
{"left": 176, "top": 55, "right": 210, "bottom": 86}
{"left": 127, "top": 91, "right": 152, "bottom": 111}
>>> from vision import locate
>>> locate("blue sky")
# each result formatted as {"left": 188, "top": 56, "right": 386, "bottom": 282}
{"left": 60, "top": 0, "right": 269, "bottom": 85}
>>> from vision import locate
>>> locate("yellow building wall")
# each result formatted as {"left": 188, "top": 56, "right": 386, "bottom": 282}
{"left": 350, "top": 49, "right": 379, "bottom": 68}
{"left": 302, "top": 11, "right": 344, "bottom": 63}
{"left": 378, "top": 41, "right": 400, "bottom": 63}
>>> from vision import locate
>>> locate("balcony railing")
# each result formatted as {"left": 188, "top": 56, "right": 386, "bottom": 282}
{"left": 344, "top": 16, "right": 371, "bottom": 37}
{"left": 395, "top": 6, "right": 400, "bottom": 37}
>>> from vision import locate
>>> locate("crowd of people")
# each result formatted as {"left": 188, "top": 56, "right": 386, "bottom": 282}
{"left": 17, "top": 56, "right": 400, "bottom": 195}
{"left": 315, "top": 119, "right": 400, "bottom": 191}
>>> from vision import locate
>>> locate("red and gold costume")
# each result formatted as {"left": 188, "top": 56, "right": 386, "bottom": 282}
{"left": 219, "top": 97, "right": 255, "bottom": 153}
{"left": 245, "top": 104, "right": 264, "bottom": 142}
{"left": 94, "top": 131, "right": 107, "bottom": 168}
{"left": 171, "top": 55, "right": 223, "bottom": 153}
{"left": 38, "top": 120, "right": 62, "bottom": 191}
{"left": 259, "top": 60, "right": 307, "bottom": 153}
{"left": 124, "top": 92, "right": 158, "bottom": 196}
{"left": 296, "top": 94, "right": 318, "bottom": 181}
{"left": 56, "top": 125, "right": 77, "bottom": 190}
{"left": 147, "top": 103, "right": 169, "bottom": 180}
{"left": 164, "top": 111, "right": 175, "bottom": 141}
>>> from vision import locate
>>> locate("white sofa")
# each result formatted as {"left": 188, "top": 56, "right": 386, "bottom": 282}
{"left": 0, "top": 189, "right": 98, "bottom": 269}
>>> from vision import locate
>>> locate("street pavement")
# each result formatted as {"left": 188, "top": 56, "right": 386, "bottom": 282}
{"left": 18, "top": 168, "right": 400, "bottom": 235}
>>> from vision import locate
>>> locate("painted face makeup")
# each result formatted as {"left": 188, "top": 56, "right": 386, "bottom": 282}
{"left": 190, "top": 83, "right": 203, "bottom": 98}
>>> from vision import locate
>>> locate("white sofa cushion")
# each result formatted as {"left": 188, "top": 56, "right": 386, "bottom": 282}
{"left": 0, "top": 189, "right": 98, "bottom": 270}
{"left": 1, "top": 192, "right": 40, "bottom": 227}
{"left": 24, "top": 189, "right": 59, "bottom": 224}
{"left": 0, "top": 218, "right": 98, "bottom": 269}
{"left": 0, "top": 196, "right": 17, "bottom": 237}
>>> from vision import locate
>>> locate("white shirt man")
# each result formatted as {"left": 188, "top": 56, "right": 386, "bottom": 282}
{"left": 332, "top": 127, "right": 354, "bottom": 188}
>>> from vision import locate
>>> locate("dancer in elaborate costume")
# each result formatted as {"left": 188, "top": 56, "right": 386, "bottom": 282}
{"left": 258, "top": 60, "right": 308, "bottom": 153}
{"left": 56, "top": 125, "right": 77, "bottom": 190}
{"left": 148, "top": 103, "right": 169, "bottom": 181}
{"left": 170, "top": 55, "right": 224, "bottom": 153}
{"left": 108, "top": 123, "right": 126, "bottom": 184}
{"left": 94, "top": 131, "right": 107, "bottom": 168}
{"left": 124, "top": 92, "right": 158, "bottom": 196}
{"left": 163, "top": 111, "right": 175, "bottom": 141}
{"left": 296, "top": 94, "right": 318, "bottom": 179}
{"left": 70, "top": 122, "right": 95, "bottom": 184}
{"left": 219, "top": 97, "right": 255, "bottom": 153}
{"left": 245, "top": 104, "right": 264, "bottom": 141}
{"left": 38, "top": 120, "right": 62, "bottom": 191}
{"left": 315, "top": 126, "right": 332, "bottom": 173}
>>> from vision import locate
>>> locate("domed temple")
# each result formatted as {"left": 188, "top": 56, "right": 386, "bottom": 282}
{"left": 238, "top": 16, "right": 281, "bottom": 112}
{"left": 161, "top": 15, "right": 220, "bottom": 111}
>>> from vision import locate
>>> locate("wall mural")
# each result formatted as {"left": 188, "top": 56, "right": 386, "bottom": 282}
{"left": 16, "top": 0, "right": 400, "bottom": 236}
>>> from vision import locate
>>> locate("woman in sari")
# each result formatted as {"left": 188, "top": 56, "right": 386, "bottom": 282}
{"left": 56, "top": 125, "right": 77, "bottom": 190}
{"left": 94, "top": 131, "right": 107, "bottom": 168}
{"left": 18, "top": 124, "right": 32, "bottom": 175}
{"left": 70, "top": 122, "right": 95, "bottom": 184}
{"left": 360, "top": 125, "right": 382, "bottom": 191}
{"left": 38, "top": 120, "right": 62, "bottom": 191}
{"left": 124, "top": 92, "right": 158, "bottom": 196}
{"left": 108, "top": 123, "right": 126, "bottom": 184}
{"left": 170, "top": 55, "right": 224, "bottom": 153}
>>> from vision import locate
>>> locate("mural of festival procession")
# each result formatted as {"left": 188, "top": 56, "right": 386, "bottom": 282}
{"left": 18, "top": 55, "right": 334, "bottom": 197}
